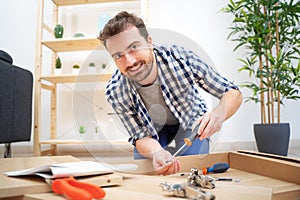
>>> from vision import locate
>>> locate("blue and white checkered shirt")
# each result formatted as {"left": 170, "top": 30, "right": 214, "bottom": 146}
{"left": 105, "top": 45, "right": 239, "bottom": 145}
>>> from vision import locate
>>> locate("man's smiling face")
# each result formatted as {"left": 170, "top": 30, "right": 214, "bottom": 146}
{"left": 106, "top": 26, "right": 155, "bottom": 84}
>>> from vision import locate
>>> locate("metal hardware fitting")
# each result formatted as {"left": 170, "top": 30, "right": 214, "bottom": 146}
{"left": 160, "top": 182, "right": 215, "bottom": 200}
{"left": 187, "top": 168, "right": 215, "bottom": 189}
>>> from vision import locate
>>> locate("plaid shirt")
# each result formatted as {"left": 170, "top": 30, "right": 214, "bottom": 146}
{"left": 105, "top": 45, "right": 239, "bottom": 145}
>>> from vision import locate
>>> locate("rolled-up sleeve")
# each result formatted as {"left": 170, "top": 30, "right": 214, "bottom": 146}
{"left": 182, "top": 47, "right": 239, "bottom": 99}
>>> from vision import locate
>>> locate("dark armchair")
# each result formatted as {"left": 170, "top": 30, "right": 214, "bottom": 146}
{"left": 0, "top": 50, "right": 33, "bottom": 158}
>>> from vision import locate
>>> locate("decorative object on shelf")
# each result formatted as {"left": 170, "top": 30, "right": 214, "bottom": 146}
{"left": 54, "top": 24, "right": 64, "bottom": 39}
{"left": 88, "top": 62, "right": 97, "bottom": 73}
{"left": 55, "top": 56, "right": 62, "bottom": 75}
{"left": 223, "top": 0, "right": 300, "bottom": 156}
{"left": 92, "top": 121, "right": 99, "bottom": 133}
{"left": 72, "top": 64, "right": 80, "bottom": 75}
{"left": 79, "top": 125, "right": 86, "bottom": 134}
{"left": 101, "top": 63, "right": 107, "bottom": 69}
{"left": 73, "top": 33, "right": 85, "bottom": 38}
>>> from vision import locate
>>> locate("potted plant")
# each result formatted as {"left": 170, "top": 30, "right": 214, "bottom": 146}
{"left": 88, "top": 62, "right": 97, "bottom": 73}
{"left": 72, "top": 64, "right": 80, "bottom": 75}
{"left": 73, "top": 33, "right": 85, "bottom": 38}
{"left": 55, "top": 56, "right": 62, "bottom": 74}
{"left": 223, "top": 0, "right": 300, "bottom": 156}
{"left": 79, "top": 125, "right": 86, "bottom": 134}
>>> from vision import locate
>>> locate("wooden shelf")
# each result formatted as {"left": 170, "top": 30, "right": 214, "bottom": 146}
{"left": 41, "top": 73, "right": 112, "bottom": 83}
{"left": 34, "top": 0, "right": 143, "bottom": 156}
{"left": 52, "top": 0, "right": 137, "bottom": 6}
{"left": 42, "top": 38, "right": 103, "bottom": 52}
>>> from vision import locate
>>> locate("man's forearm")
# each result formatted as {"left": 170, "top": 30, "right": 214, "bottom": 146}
{"left": 135, "top": 137, "right": 164, "bottom": 159}
{"left": 214, "top": 89, "right": 242, "bottom": 122}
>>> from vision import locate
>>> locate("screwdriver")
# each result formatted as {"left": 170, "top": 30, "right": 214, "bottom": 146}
{"left": 177, "top": 162, "right": 229, "bottom": 177}
{"left": 201, "top": 162, "right": 229, "bottom": 175}
{"left": 166, "top": 123, "right": 204, "bottom": 163}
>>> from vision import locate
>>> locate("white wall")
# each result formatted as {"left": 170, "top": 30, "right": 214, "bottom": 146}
{"left": 0, "top": 0, "right": 299, "bottom": 147}
{"left": 0, "top": 0, "right": 37, "bottom": 72}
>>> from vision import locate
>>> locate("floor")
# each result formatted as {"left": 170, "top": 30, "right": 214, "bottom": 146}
{"left": 2, "top": 140, "right": 299, "bottom": 162}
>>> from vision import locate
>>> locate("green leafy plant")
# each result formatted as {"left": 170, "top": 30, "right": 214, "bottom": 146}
{"left": 79, "top": 125, "right": 86, "bottom": 134}
{"left": 73, "top": 64, "right": 80, "bottom": 69}
{"left": 73, "top": 33, "right": 85, "bottom": 38}
{"left": 55, "top": 57, "right": 62, "bottom": 69}
{"left": 223, "top": 0, "right": 300, "bottom": 124}
{"left": 102, "top": 63, "right": 107, "bottom": 69}
{"left": 89, "top": 62, "right": 96, "bottom": 67}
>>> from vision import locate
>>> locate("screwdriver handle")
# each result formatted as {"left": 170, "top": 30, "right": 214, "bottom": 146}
{"left": 202, "top": 162, "right": 229, "bottom": 175}
{"left": 184, "top": 123, "right": 201, "bottom": 146}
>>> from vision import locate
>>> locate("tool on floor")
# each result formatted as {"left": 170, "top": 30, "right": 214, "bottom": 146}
{"left": 166, "top": 123, "right": 206, "bottom": 163}
{"left": 51, "top": 176, "right": 106, "bottom": 200}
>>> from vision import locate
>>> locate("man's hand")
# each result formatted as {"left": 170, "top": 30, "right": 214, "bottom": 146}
{"left": 197, "top": 110, "right": 223, "bottom": 140}
{"left": 196, "top": 89, "right": 242, "bottom": 140}
{"left": 152, "top": 149, "right": 180, "bottom": 176}
{"left": 136, "top": 137, "right": 180, "bottom": 175}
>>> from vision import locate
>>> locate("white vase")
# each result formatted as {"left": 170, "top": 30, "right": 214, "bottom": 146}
{"left": 88, "top": 67, "right": 97, "bottom": 74}
{"left": 55, "top": 68, "right": 62, "bottom": 75}
{"left": 72, "top": 68, "right": 80, "bottom": 75}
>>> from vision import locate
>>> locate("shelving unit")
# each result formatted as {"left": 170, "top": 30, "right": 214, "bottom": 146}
{"left": 34, "top": 0, "right": 146, "bottom": 156}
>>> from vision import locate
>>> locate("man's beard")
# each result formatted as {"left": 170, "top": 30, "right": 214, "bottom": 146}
{"left": 126, "top": 52, "right": 154, "bottom": 83}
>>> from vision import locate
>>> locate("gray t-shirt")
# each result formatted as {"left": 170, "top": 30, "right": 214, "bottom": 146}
{"left": 135, "top": 78, "right": 178, "bottom": 126}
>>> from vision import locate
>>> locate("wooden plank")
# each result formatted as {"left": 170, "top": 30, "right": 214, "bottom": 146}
{"left": 52, "top": 0, "right": 138, "bottom": 6}
{"left": 115, "top": 173, "right": 272, "bottom": 200}
{"left": 42, "top": 38, "right": 103, "bottom": 52}
{"left": 41, "top": 73, "right": 112, "bottom": 83}
{"left": 33, "top": 0, "right": 44, "bottom": 157}
{"left": 1, "top": 153, "right": 300, "bottom": 200}
{"left": 229, "top": 152, "right": 300, "bottom": 184}
{"left": 50, "top": 82, "right": 57, "bottom": 155}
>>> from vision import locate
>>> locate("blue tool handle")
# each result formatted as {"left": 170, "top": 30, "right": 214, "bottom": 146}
{"left": 207, "top": 162, "right": 229, "bottom": 173}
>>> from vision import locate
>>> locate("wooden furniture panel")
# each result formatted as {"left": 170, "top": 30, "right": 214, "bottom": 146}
{"left": 1, "top": 153, "right": 298, "bottom": 200}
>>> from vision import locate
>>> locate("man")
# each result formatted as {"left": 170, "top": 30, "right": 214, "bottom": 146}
{"left": 98, "top": 11, "right": 242, "bottom": 175}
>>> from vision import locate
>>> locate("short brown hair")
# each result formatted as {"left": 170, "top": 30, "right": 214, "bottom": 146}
{"left": 98, "top": 11, "right": 149, "bottom": 47}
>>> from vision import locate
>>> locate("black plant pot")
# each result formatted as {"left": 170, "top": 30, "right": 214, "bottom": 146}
{"left": 254, "top": 123, "right": 290, "bottom": 156}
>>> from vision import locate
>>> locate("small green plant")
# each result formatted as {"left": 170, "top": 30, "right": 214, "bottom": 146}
{"left": 89, "top": 62, "right": 96, "bottom": 67}
{"left": 73, "top": 64, "right": 80, "bottom": 69}
{"left": 73, "top": 33, "right": 85, "bottom": 38}
{"left": 55, "top": 57, "right": 62, "bottom": 69}
{"left": 79, "top": 125, "right": 86, "bottom": 134}
{"left": 102, "top": 63, "right": 107, "bottom": 69}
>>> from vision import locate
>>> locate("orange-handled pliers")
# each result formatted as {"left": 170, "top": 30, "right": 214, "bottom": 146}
{"left": 52, "top": 176, "right": 106, "bottom": 200}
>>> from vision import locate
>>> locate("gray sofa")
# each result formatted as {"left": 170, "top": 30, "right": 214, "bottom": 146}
{"left": 0, "top": 50, "right": 33, "bottom": 157}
